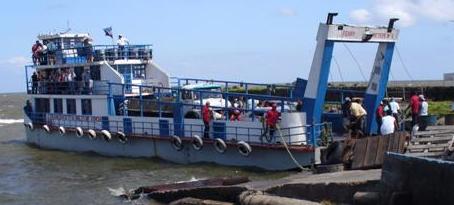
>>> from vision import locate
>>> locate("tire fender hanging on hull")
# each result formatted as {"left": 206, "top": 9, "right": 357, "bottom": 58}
{"left": 237, "top": 141, "right": 252, "bottom": 157}
{"left": 191, "top": 135, "right": 203, "bottom": 151}
{"left": 171, "top": 135, "right": 184, "bottom": 151}
{"left": 88, "top": 129, "right": 97, "bottom": 140}
{"left": 117, "top": 131, "right": 127, "bottom": 144}
{"left": 214, "top": 138, "right": 227, "bottom": 154}
{"left": 42, "top": 125, "right": 51, "bottom": 133}
{"left": 75, "top": 127, "right": 84, "bottom": 137}
{"left": 101, "top": 130, "right": 111, "bottom": 142}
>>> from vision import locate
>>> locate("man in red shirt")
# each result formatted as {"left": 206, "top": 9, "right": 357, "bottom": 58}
{"left": 261, "top": 104, "right": 280, "bottom": 143}
{"left": 202, "top": 101, "right": 212, "bottom": 138}
{"left": 408, "top": 92, "right": 421, "bottom": 127}
{"left": 376, "top": 101, "right": 385, "bottom": 135}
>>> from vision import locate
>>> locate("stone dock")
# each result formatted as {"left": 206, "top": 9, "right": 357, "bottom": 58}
{"left": 126, "top": 152, "right": 454, "bottom": 205}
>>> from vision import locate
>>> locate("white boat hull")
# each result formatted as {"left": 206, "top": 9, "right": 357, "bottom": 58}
{"left": 25, "top": 128, "right": 316, "bottom": 171}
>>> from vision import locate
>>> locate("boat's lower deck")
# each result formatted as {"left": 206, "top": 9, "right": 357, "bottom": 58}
{"left": 25, "top": 126, "right": 318, "bottom": 171}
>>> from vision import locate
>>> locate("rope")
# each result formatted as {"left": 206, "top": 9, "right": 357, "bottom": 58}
{"left": 342, "top": 43, "right": 367, "bottom": 81}
{"left": 276, "top": 124, "right": 311, "bottom": 171}
{"left": 395, "top": 46, "right": 414, "bottom": 80}
{"left": 333, "top": 56, "right": 344, "bottom": 82}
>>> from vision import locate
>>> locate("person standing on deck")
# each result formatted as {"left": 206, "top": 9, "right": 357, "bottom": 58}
{"left": 31, "top": 71, "right": 38, "bottom": 94}
{"left": 376, "top": 101, "right": 385, "bottom": 135}
{"left": 350, "top": 99, "right": 367, "bottom": 137}
{"left": 296, "top": 99, "right": 303, "bottom": 112}
{"left": 202, "top": 101, "right": 212, "bottom": 138}
{"left": 117, "top": 34, "right": 129, "bottom": 59}
{"left": 389, "top": 98, "right": 401, "bottom": 127}
{"left": 406, "top": 92, "right": 421, "bottom": 127}
{"left": 342, "top": 97, "right": 352, "bottom": 133}
{"left": 261, "top": 104, "right": 280, "bottom": 143}
{"left": 32, "top": 41, "right": 43, "bottom": 65}
{"left": 419, "top": 95, "right": 429, "bottom": 116}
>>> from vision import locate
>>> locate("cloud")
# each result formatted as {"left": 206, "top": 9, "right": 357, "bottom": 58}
{"left": 350, "top": 0, "right": 454, "bottom": 27}
{"left": 350, "top": 9, "right": 371, "bottom": 23}
{"left": 0, "top": 56, "right": 29, "bottom": 68}
{"left": 278, "top": 8, "right": 297, "bottom": 17}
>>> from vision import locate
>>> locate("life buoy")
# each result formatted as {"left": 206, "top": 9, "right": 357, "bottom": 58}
{"left": 191, "top": 135, "right": 203, "bottom": 151}
{"left": 75, "top": 127, "right": 84, "bottom": 137}
{"left": 237, "top": 141, "right": 252, "bottom": 157}
{"left": 101, "top": 130, "right": 111, "bottom": 142}
{"left": 88, "top": 129, "right": 97, "bottom": 140}
{"left": 59, "top": 126, "right": 66, "bottom": 135}
{"left": 171, "top": 135, "right": 183, "bottom": 151}
{"left": 214, "top": 138, "right": 227, "bottom": 154}
{"left": 42, "top": 125, "right": 51, "bottom": 133}
{"left": 117, "top": 131, "right": 127, "bottom": 143}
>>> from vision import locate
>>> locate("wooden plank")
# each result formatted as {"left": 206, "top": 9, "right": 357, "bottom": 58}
{"left": 408, "top": 144, "right": 448, "bottom": 150}
{"left": 398, "top": 132, "right": 407, "bottom": 153}
{"left": 351, "top": 138, "right": 368, "bottom": 169}
{"left": 363, "top": 137, "right": 379, "bottom": 168}
{"left": 413, "top": 130, "right": 454, "bottom": 137}
{"left": 391, "top": 133, "right": 400, "bottom": 152}
{"left": 386, "top": 134, "right": 394, "bottom": 151}
{"left": 405, "top": 152, "right": 444, "bottom": 157}
{"left": 375, "top": 135, "right": 390, "bottom": 165}
{"left": 412, "top": 136, "right": 453, "bottom": 143}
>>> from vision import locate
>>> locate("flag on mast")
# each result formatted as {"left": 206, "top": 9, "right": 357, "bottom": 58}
{"left": 103, "top": 27, "right": 113, "bottom": 38}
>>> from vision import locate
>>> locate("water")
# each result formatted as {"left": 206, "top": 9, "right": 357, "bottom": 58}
{"left": 0, "top": 93, "right": 291, "bottom": 205}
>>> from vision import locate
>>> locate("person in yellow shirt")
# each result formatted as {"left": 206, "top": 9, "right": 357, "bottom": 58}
{"left": 350, "top": 98, "right": 367, "bottom": 137}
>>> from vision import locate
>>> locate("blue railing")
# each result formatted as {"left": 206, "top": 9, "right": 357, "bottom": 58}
{"left": 29, "top": 112, "right": 331, "bottom": 146}
{"left": 107, "top": 82, "right": 297, "bottom": 120}
{"left": 34, "top": 44, "right": 152, "bottom": 66}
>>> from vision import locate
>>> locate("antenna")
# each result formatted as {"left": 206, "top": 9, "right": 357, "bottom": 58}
{"left": 63, "top": 20, "right": 71, "bottom": 34}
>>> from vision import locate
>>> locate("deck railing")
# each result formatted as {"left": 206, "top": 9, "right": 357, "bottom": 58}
{"left": 107, "top": 82, "right": 297, "bottom": 121}
{"left": 34, "top": 44, "right": 152, "bottom": 66}
{"left": 27, "top": 112, "right": 332, "bottom": 146}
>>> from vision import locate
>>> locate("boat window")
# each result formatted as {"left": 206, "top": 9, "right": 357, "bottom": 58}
{"left": 81, "top": 99, "right": 92, "bottom": 115}
{"left": 132, "top": 64, "right": 146, "bottom": 79}
{"left": 66, "top": 99, "right": 77, "bottom": 114}
{"left": 90, "top": 66, "right": 101, "bottom": 81}
{"left": 54, "top": 99, "right": 63, "bottom": 113}
{"left": 117, "top": 65, "right": 132, "bottom": 74}
{"left": 35, "top": 98, "right": 50, "bottom": 113}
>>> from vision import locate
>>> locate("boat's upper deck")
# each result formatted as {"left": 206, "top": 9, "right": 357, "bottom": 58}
{"left": 33, "top": 33, "right": 152, "bottom": 67}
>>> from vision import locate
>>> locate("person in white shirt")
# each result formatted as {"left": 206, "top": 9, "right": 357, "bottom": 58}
{"left": 389, "top": 98, "right": 401, "bottom": 128}
{"left": 419, "top": 95, "right": 429, "bottom": 116}
{"left": 381, "top": 112, "right": 397, "bottom": 135}
{"left": 389, "top": 98, "right": 400, "bottom": 114}
{"left": 117, "top": 34, "right": 130, "bottom": 59}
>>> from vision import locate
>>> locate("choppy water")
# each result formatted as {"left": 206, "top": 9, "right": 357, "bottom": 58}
{"left": 0, "top": 93, "right": 291, "bottom": 205}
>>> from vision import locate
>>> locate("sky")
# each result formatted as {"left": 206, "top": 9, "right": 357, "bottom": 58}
{"left": 0, "top": 0, "right": 453, "bottom": 93}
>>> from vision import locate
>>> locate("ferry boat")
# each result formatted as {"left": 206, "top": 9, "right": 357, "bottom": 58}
{"left": 23, "top": 14, "right": 399, "bottom": 170}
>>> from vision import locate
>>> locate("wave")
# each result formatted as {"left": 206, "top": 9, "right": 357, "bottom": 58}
{"left": 0, "top": 119, "right": 24, "bottom": 124}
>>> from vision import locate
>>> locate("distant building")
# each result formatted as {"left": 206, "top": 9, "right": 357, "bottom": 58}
{"left": 444, "top": 73, "right": 454, "bottom": 81}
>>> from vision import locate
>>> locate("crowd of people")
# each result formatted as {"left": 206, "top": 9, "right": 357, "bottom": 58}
{"left": 342, "top": 92, "right": 430, "bottom": 138}
{"left": 30, "top": 68, "right": 93, "bottom": 95}
{"left": 31, "top": 34, "right": 132, "bottom": 66}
